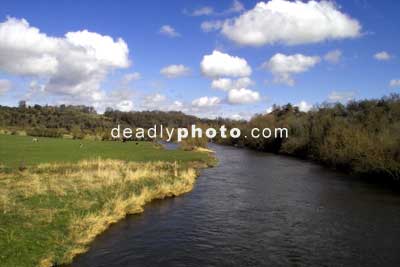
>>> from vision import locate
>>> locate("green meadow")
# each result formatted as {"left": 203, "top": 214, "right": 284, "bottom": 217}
{"left": 0, "top": 134, "right": 211, "bottom": 169}
{"left": 0, "top": 134, "right": 215, "bottom": 267}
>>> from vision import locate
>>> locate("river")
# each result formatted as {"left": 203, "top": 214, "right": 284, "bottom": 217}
{"left": 71, "top": 144, "right": 400, "bottom": 266}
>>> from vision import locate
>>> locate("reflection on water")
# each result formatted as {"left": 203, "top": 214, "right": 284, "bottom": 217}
{"left": 71, "top": 144, "right": 400, "bottom": 267}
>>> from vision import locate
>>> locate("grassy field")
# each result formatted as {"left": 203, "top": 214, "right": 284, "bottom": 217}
{"left": 0, "top": 134, "right": 212, "bottom": 169}
{"left": 0, "top": 134, "right": 215, "bottom": 267}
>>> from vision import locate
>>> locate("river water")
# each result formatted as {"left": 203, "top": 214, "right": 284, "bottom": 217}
{"left": 71, "top": 144, "right": 400, "bottom": 266}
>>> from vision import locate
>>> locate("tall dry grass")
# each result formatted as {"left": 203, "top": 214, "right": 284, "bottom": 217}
{"left": 0, "top": 158, "right": 201, "bottom": 267}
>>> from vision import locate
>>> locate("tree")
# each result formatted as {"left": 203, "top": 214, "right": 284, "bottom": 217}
{"left": 18, "top": 100, "right": 26, "bottom": 109}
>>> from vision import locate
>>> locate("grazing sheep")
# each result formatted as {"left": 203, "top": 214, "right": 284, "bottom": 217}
{"left": 32, "top": 138, "right": 38, "bottom": 142}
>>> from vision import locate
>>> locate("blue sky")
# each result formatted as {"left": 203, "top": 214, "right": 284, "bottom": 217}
{"left": 0, "top": 0, "right": 399, "bottom": 119}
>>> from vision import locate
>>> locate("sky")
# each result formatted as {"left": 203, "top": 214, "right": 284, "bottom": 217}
{"left": 0, "top": 0, "right": 399, "bottom": 119}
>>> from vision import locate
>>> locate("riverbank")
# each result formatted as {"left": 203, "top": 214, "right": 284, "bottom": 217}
{"left": 216, "top": 95, "right": 400, "bottom": 182}
{"left": 0, "top": 135, "right": 216, "bottom": 267}
{"left": 69, "top": 144, "right": 400, "bottom": 267}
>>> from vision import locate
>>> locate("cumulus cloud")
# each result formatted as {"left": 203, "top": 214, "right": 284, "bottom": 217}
{"left": 211, "top": 78, "right": 232, "bottom": 91}
{"left": 115, "top": 100, "right": 134, "bottom": 112}
{"left": 201, "top": 50, "right": 251, "bottom": 78}
{"left": 191, "top": 96, "right": 221, "bottom": 107}
{"left": 327, "top": 91, "right": 355, "bottom": 102}
{"left": 141, "top": 93, "right": 167, "bottom": 109}
{"left": 139, "top": 94, "right": 220, "bottom": 117}
{"left": 94, "top": 88, "right": 136, "bottom": 112}
{"left": 160, "top": 64, "right": 190, "bottom": 78}
{"left": 324, "top": 49, "right": 342, "bottom": 64}
{"left": 65, "top": 30, "right": 129, "bottom": 67}
{"left": 219, "top": 0, "right": 361, "bottom": 46}
{"left": 263, "top": 53, "right": 320, "bottom": 86}
{"left": 0, "top": 79, "right": 11, "bottom": 95}
{"left": 151, "top": 93, "right": 167, "bottom": 103}
{"left": 140, "top": 96, "right": 219, "bottom": 119}
{"left": 296, "top": 101, "right": 313, "bottom": 112}
{"left": 0, "top": 17, "right": 130, "bottom": 105}
{"left": 201, "top": 20, "right": 223, "bottom": 32}
{"left": 138, "top": 93, "right": 191, "bottom": 112}
{"left": 169, "top": 100, "right": 184, "bottom": 110}
{"left": 211, "top": 77, "right": 253, "bottom": 91}
{"left": 228, "top": 88, "right": 260, "bottom": 104}
{"left": 374, "top": 51, "right": 391, "bottom": 61}
{"left": 225, "top": 0, "right": 245, "bottom": 14}
{"left": 159, "top": 25, "right": 180, "bottom": 37}
{"left": 389, "top": 79, "right": 400, "bottom": 88}
{"left": 24, "top": 80, "right": 46, "bottom": 100}
{"left": 200, "top": 1, "right": 244, "bottom": 32}
{"left": 0, "top": 18, "right": 59, "bottom": 76}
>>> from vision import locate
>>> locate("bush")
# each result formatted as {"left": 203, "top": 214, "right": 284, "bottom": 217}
{"left": 26, "top": 128, "right": 62, "bottom": 138}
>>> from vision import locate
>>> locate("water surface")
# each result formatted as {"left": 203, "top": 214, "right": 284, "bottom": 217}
{"left": 72, "top": 144, "right": 400, "bottom": 266}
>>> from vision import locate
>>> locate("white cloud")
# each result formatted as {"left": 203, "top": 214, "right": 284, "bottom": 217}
{"left": 211, "top": 78, "right": 232, "bottom": 91}
{"left": 200, "top": 1, "right": 244, "bottom": 32}
{"left": 28, "top": 80, "right": 44, "bottom": 92}
{"left": 152, "top": 93, "right": 167, "bottom": 102}
{"left": 263, "top": 53, "right": 320, "bottom": 86}
{"left": 0, "top": 17, "right": 130, "bottom": 105}
{"left": 123, "top": 72, "right": 141, "bottom": 83}
{"left": 266, "top": 107, "right": 273, "bottom": 114}
{"left": 201, "top": 20, "right": 223, "bottom": 32}
{"left": 190, "top": 0, "right": 243, "bottom": 17}
{"left": 225, "top": 0, "right": 245, "bottom": 14}
{"left": 324, "top": 49, "right": 342, "bottom": 64}
{"left": 233, "top": 77, "right": 253, "bottom": 88}
{"left": 389, "top": 79, "right": 400, "bottom": 88}
{"left": 211, "top": 77, "right": 253, "bottom": 91}
{"left": 24, "top": 80, "right": 46, "bottom": 100}
{"left": 190, "top": 6, "right": 214, "bottom": 16}
{"left": 296, "top": 101, "right": 312, "bottom": 112}
{"left": 169, "top": 100, "right": 184, "bottom": 110}
{"left": 138, "top": 94, "right": 221, "bottom": 117}
{"left": 374, "top": 51, "right": 391, "bottom": 61}
{"left": 231, "top": 114, "right": 243, "bottom": 120}
{"left": 228, "top": 88, "right": 260, "bottom": 104}
{"left": 200, "top": 50, "right": 251, "bottom": 78}
{"left": 327, "top": 91, "right": 355, "bottom": 102}
{"left": 220, "top": 0, "right": 361, "bottom": 46}
{"left": 141, "top": 93, "right": 167, "bottom": 110}
{"left": 116, "top": 100, "right": 134, "bottom": 112}
{"left": 0, "top": 17, "right": 59, "bottom": 76}
{"left": 93, "top": 88, "right": 136, "bottom": 113}
{"left": 160, "top": 64, "right": 190, "bottom": 78}
{"left": 192, "top": 96, "right": 221, "bottom": 107}
{"left": 139, "top": 93, "right": 188, "bottom": 113}
{"left": 0, "top": 79, "right": 11, "bottom": 95}
{"left": 159, "top": 25, "right": 180, "bottom": 37}
{"left": 227, "top": 111, "right": 255, "bottom": 121}
{"left": 65, "top": 30, "right": 129, "bottom": 67}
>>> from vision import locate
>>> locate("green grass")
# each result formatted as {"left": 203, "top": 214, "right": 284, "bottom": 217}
{"left": 0, "top": 134, "right": 216, "bottom": 267}
{"left": 0, "top": 134, "right": 212, "bottom": 169}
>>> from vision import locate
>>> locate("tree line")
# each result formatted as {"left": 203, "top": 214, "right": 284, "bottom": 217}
{"left": 1, "top": 94, "right": 399, "bottom": 181}
{"left": 213, "top": 94, "right": 400, "bottom": 181}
